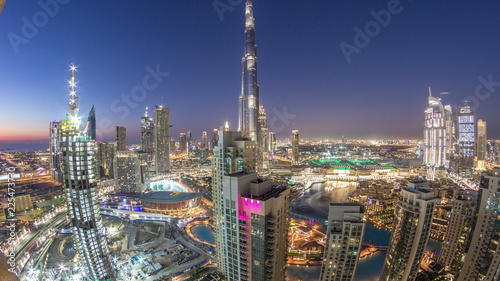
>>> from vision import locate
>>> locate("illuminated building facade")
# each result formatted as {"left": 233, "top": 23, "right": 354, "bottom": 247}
{"left": 380, "top": 181, "right": 435, "bottom": 281}
{"left": 154, "top": 105, "right": 170, "bottom": 174}
{"left": 268, "top": 131, "right": 276, "bottom": 157}
{"left": 140, "top": 107, "right": 154, "bottom": 156}
{"left": 179, "top": 133, "right": 187, "bottom": 154}
{"left": 437, "top": 191, "right": 476, "bottom": 275}
{"left": 239, "top": 0, "right": 263, "bottom": 169}
{"left": 259, "top": 105, "right": 269, "bottom": 163}
{"left": 141, "top": 191, "right": 202, "bottom": 217}
{"left": 97, "top": 141, "right": 117, "bottom": 178}
{"left": 476, "top": 119, "right": 487, "bottom": 171}
{"left": 292, "top": 130, "right": 299, "bottom": 164}
{"left": 115, "top": 126, "right": 127, "bottom": 151}
{"left": 60, "top": 64, "right": 115, "bottom": 280}
{"left": 84, "top": 105, "right": 96, "bottom": 141}
{"left": 457, "top": 168, "right": 500, "bottom": 281}
{"left": 211, "top": 128, "right": 219, "bottom": 149}
{"left": 113, "top": 151, "right": 142, "bottom": 194}
{"left": 423, "top": 93, "right": 454, "bottom": 168}
{"left": 49, "top": 120, "right": 62, "bottom": 183}
{"left": 212, "top": 128, "right": 256, "bottom": 274}
{"left": 202, "top": 131, "right": 208, "bottom": 150}
{"left": 320, "top": 203, "right": 365, "bottom": 281}
{"left": 456, "top": 106, "right": 475, "bottom": 178}
{"left": 169, "top": 138, "right": 176, "bottom": 155}
{"left": 218, "top": 172, "right": 290, "bottom": 281}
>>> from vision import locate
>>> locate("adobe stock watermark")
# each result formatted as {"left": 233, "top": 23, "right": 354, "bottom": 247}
{"left": 340, "top": 0, "right": 406, "bottom": 64}
{"left": 96, "top": 64, "right": 170, "bottom": 139}
{"left": 7, "top": 0, "right": 71, "bottom": 54}
{"left": 268, "top": 106, "right": 297, "bottom": 133}
{"left": 213, "top": 0, "right": 244, "bottom": 22}
{"left": 461, "top": 73, "right": 500, "bottom": 111}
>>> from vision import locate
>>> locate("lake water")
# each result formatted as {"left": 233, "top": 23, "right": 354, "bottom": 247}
{"left": 286, "top": 182, "right": 442, "bottom": 281}
{"left": 191, "top": 224, "right": 215, "bottom": 245}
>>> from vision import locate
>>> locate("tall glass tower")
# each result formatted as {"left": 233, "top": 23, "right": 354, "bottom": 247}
{"left": 239, "top": 0, "right": 262, "bottom": 166}
{"left": 60, "top": 64, "right": 115, "bottom": 280}
{"left": 154, "top": 105, "right": 170, "bottom": 174}
{"left": 140, "top": 107, "right": 154, "bottom": 156}
{"left": 457, "top": 105, "right": 475, "bottom": 178}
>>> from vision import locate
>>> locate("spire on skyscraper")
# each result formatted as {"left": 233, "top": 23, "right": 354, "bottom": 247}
{"left": 68, "top": 63, "right": 79, "bottom": 121}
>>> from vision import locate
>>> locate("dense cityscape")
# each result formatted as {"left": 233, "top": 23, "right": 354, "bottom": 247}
{"left": 1, "top": 1, "right": 500, "bottom": 281}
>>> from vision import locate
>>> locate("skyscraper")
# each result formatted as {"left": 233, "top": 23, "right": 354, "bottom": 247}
{"left": 179, "top": 133, "right": 187, "bottom": 154}
{"left": 140, "top": 107, "right": 154, "bottom": 156}
{"left": 154, "top": 105, "right": 170, "bottom": 174}
{"left": 476, "top": 119, "right": 487, "bottom": 171}
{"left": 49, "top": 121, "right": 62, "bottom": 183}
{"left": 238, "top": 0, "right": 262, "bottom": 166}
{"left": 211, "top": 128, "right": 219, "bottom": 149}
{"left": 201, "top": 131, "right": 208, "bottom": 150}
{"left": 437, "top": 190, "right": 476, "bottom": 275}
{"left": 320, "top": 203, "right": 365, "bottom": 281}
{"left": 457, "top": 168, "right": 500, "bottom": 281}
{"left": 115, "top": 126, "right": 127, "bottom": 151}
{"left": 423, "top": 91, "right": 454, "bottom": 168}
{"left": 187, "top": 130, "right": 192, "bottom": 152}
{"left": 59, "top": 64, "right": 115, "bottom": 280}
{"left": 83, "top": 105, "right": 96, "bottom": 141}
{"left": 380, "top": 181, "right": 435, "bottom": 281}
{"left": 97, "top": 141, "right": 117, "bottom": 178}
{"left": 291, "top": 129, "right": 299, "bottom": 164}
{"left": 218, "top": 171, "right": 290, "bottom": 280}
{"left": 114, "top": 151, "right": 142, "bottom": 194}
{"left": 456, "top": 105, "right": 475, "bottom": 178}
{"left": 169, "top": 138, "right": 176, "bottom": 155}
{"left": 268, "top": 131, "right": 276, "bottom": 157}
{"left": 212, "top": 128, "right": 256, "bottom": 274}
{"left": 259, "top": 105, "right": 269, "bottom": 161}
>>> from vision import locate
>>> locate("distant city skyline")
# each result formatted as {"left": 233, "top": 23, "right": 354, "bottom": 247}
{"left": 2, "top": 0, "right": 500, "bottom": 142}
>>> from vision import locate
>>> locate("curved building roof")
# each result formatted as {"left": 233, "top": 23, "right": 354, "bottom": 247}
{"left": 141, "top": 191, "right": 202, "bottom": 204}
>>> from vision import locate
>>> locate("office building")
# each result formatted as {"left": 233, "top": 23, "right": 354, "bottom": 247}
{"left": 268, "top": 131, "right": 276, "bottom": 157}
{"left": 179, "top": 133, "right": 187, "bottom": 154}
{"left": 380, "top": 181, "right": 435, "bottom": 281}
{"left": 457, "top": 168, "right": 500, "bottom": 281}
{"left": 211, "top": 128, "right": 219, "bottom": 149}
{"left": 49, "top": 121, "right": 62, "bottom": 183}
{"left": 437, "top": 190, "right": 476, "bottom": 275}
{"left": 154, "top": 105, "right": 170, "bottom": 174}
{"left": 320, "top": 203, "right": 365, "bottom": 281}
{"left": 114, "top": 151, "right": 142, "bottom": 194}
{"left": 456, "top": 105, "right": 475, "bottom": 178}
{"left": 202, "top": 131, "right": 208, "bottom": 150}
{"left": 115, "top": 126, "right": 127, "bottom": 151}
{"left": 169, "top": 138, "right": 176, "bottom": 155}
{"left": 423, "top": 91, "right": 454, "bottom": 168}
{"left": 476, "top": 119, "right": 487, "bottom": 171}
{"left": 218, "top": 171, "right": 290, "bottom": 280}
{"left": 140, "top": 107, "right": 154, "bottom": 156}
{"left": 291, "top": 130, "right": 299, "bottom": 164}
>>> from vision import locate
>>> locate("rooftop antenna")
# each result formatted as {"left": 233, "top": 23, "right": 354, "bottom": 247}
{"left": 145, "top": 106, "right": 149, "bottom": 117}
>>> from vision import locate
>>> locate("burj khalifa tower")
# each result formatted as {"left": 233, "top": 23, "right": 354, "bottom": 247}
{"left": 238, "top": 0, "right": 260, "bottom": 148}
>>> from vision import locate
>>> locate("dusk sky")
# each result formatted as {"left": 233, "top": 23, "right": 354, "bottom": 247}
{"left": 1, "top": 0, "right": 500, "bottom": 143}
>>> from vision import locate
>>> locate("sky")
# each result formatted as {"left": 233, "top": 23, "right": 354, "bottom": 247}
{"left": 1, "top": 0, "right": 500, "bottom": 143}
